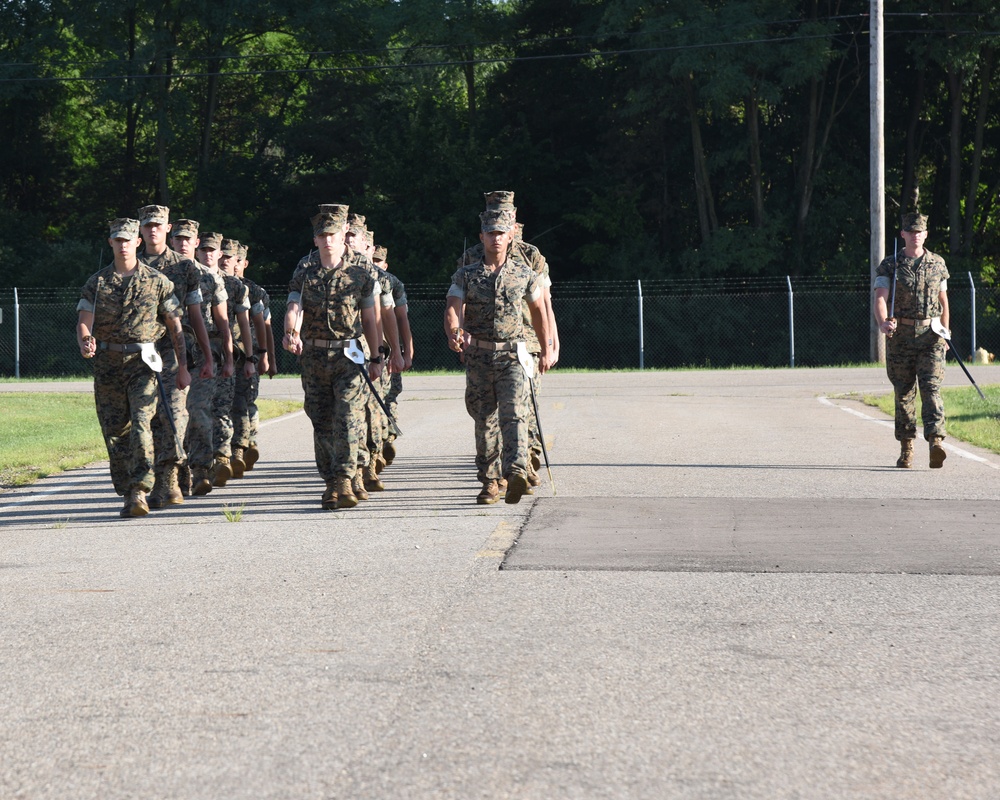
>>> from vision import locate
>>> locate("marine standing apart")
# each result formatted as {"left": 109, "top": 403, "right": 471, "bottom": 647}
{"left": 873, "top": 212, "right": 951, "bottom": 469}
{"left": 445, "top": 205, "right": 552, "bottom": 505}
{"left": 284, "top": 206, "right": 383, "bottom": 510}
{"left": 76, "top": 218, "right": 189, "bottom": 517}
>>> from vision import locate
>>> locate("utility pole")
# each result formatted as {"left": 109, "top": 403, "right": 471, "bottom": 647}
{"left": 870, "top": 0, "right": 886, "bottom": 363}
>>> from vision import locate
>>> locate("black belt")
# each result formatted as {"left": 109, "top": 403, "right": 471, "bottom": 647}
{"left": 898, "top": 317, "right": 933, "bottom": 326}
{"left": 97, "top": 341, "right": 146, "bottom": 353}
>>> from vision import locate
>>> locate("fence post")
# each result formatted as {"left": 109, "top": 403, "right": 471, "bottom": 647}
{"left": 637, "top": 279, "right": 644, "bottom": 370}
{"left": 14, "top": 287, "right": 20, "bottom": 379}
{"left": 786, "top": 276, "right": 795, "bottom": 368}
{"left": 968, "top": 272, "right": 976, "bottom": 358}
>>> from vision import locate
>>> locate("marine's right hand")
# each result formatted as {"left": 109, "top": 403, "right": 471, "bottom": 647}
{"left": 80, "top": 335, "right": 96, "bottom": 359}
{"left": 880, "top": 318, "right": 897, "bottom": 337}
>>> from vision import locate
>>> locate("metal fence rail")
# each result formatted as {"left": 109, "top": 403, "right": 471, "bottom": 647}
{"left": 2, "top": 277, "right": 997, "bottom": 378}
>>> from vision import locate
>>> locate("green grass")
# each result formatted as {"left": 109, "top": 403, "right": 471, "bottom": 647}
{"left": 0, "top": 394, "right": 302, "bottom": 489}
{"left": 862, "top": 385, "right": 1000, "bottom": 454}
{"left": 222, "top": 502, "right": 246, "bottom": 522}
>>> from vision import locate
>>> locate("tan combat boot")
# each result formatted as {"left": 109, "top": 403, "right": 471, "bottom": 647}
{"left": 352, "top": 468, "right": 369, "bottom": 501}
{"left": 147, "top": 470, "right": 168, "bottom": 509}
{"left": 896, "top": 439, "right": 914, "bottom": 469}
{"left": 374, "top": 452, "right": 387, "bottom": 475}
{"left": 322, "top": 480, "right": 338, "bottom": 510}
{"left": 504, "top": 472, "right": 529, "bottom": 505}
{"left": 212, "top": 456, "right": 233, "bottom": 487}
{"left": 231, "top": 447, "right": 246, "bottom": 479}
{"left": 164, "top": 465, "right": 184, "bottom": 505}
{"left": 120, "top": 488, "right": 149, "bottom": 518}
{"left": 244, "top": 444, "right": 260, "bottom": 470}
{"left": 363, "top": 460, "right": 385, "bottom": 492}
{"left": 335, "top": 477, "right": 358, "bottom": 509}
{"left": 192, "top": 467, "right": 213, "bottom": 496}
{"left": 477, "top": 479, "right": 500, "bottom": 505}
{"left": 929, "top": 436, "right": 947, "bottom": 469}
{"left": 383, "top": 439, "right": 396, "bottom": 465}
{"left": 177, "top": 463, "right": 192, "bottom": 496}
{"left": 530, "top": 451, "right": 541, "bottom": 474}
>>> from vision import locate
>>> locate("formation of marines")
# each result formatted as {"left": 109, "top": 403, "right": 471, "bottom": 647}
{"left": 75, "top": 190, "right": 564, "bottom": 517}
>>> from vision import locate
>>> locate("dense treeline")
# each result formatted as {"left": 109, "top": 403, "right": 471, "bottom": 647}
{"left": 1, "top": 1, "right": 999, "bottom": 297}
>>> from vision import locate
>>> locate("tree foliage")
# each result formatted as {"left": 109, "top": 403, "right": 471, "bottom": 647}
{"left": 1, "top": 0, "right": 999, "bottom": 290}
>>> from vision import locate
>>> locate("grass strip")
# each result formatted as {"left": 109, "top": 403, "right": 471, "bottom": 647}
{"left": 0, "top": 393, "right": 302, "bottom": 489}
{"left": 862, "top": 385, "right": 1000, "bottom": 453}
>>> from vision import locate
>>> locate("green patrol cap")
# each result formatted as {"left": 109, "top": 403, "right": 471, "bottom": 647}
{"left": 312, "top": 210, "right": 347, "bottom": 235}
{"left": 902, "top": 213, "right": 928, "bottom": 232}
{"left": 198, "top": 231, "right": 223, "bottom": 250}
{"left": 171, "top": 219, "right": 199, "bottom": 239}
{"left": 109, "top": 218, "right": 140, "bottom": 240}
{"left": 484, "top": 190, "right": 515, "bottom": 210}
{"left": 138, "top": 204, "right": 170, "bottom": 226}
{"left": 221, "top": 238, "right": 240, "bottom": 257}
{"left": 480, "top": 207, "right": 516, "bottom": 233}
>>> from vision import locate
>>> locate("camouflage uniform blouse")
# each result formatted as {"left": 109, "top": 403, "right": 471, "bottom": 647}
{"left": 288, "top": 252, "right": 377, "bottom": 341}
{"left": 221, "top": 274, "right": 251, "bottom": 352}
{"left": 77, "top": 263, "right": 181, "bottom": 344}
{"left": 140, "top": 248, "right": 203, "bottom": 328}
{"left": 194, "top": 267, "right": 228, "bottom": 336}
{"left": 241, "top": 276, "right": 270, "bottom": 348}
{"left": 387, "top": 271, "right": 407, "bottom": 308}
{"left": 874, "top": 249, "right": 949, "bottom": 320}
{"left": 448, "top": 255, "right": 543, "bottom": 343}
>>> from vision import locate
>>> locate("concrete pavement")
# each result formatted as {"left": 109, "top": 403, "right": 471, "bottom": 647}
{"left": 2, "top": 368, "right": 999, "bottom": 798}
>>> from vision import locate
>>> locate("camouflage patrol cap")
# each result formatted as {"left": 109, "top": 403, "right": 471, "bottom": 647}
{"left": 317, "top": 203, "right": 349, "bottom": 217}
{"left": 238, "top": 243, "right": 248, "bottom": 261}
{"left": 484, "top": 191, "right": 515, "bottom": 210}
{"left": 480, "top": 207, "right": 516, "bottom": 233}
{"left": 365, "top": 229, "right": 374, "bottom": 248}
{"left": 171, "top": 219, "right": 200, "bottom": 239}
{"left": 138, "top": 204, "right": 170, "bottom": 226}
{"left": 513, "top": 222, "right": 524, "bottom": 243}
{"left": 198, "top": 231, "right": 223, "bottom": 250}
{"left": 220, "top": 238, "right": 240, "bottom": 257}
{"left": 108, "top": 218, "right": 140, "bottom": 240}
{"left": 347, "top": 213, "right": 367, "bottom": 237}
{"left": 312, "top": 210, "right": 347, "bottom": 235}
{"left": 901, "top": 212, "right": 928, "bottom": 232}
{"left": 373, "top": 245, "right": 387, "bottom": 262}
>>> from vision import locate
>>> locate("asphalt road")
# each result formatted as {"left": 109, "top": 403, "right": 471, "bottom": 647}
{"left": 2, "top": 368, "right": 999, "bottom": 799}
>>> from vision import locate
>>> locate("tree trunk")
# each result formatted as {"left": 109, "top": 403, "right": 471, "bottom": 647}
{"left": 462, "top": 47, "right": 476, "bottom": 149}
{"left": 946, "top": 65, "right": 963, "bottom": 254}
{"left": 196, "top": 53, "right": 222, "bottom": 204}
{"left": 746, "top": 85, "right": 764, "bottom": 228}
{"left": 123, "top": 3, "right": 138, "bottom": 211}
{"left": 684, "top": 73, "right": 716, "bottom": 245}
{"left": 155, "top": 56, "right": 172, "bottom": 206}
{"left": 962, "top": 46, "right": 993, "bottom": 253}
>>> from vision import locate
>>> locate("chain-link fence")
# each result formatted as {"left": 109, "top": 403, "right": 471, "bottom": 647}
{"left": 3, "top": 276, "right": 998, "bottom": 377}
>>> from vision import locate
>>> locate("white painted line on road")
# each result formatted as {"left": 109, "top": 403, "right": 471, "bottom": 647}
{"left": 260, "top": 410, "right": 306, "bottom": 428}
{"left": 818, "top": 395, "right": 1000, "bottom": 470}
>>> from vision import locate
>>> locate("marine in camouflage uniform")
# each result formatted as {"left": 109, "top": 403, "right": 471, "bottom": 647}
{"left": 445, "top": 205, "right": 552, "bottom": 505}
{"left": 374, "top": 246, "right": 413, "bottom": 465}
{"left": 136, "top": 205, "right": 213, "bottom": 508}
{"left": 178, "top": 223, "right": 235, "bottom": 496}
{"left": 212, "top": 239, "right": 256, "bottom": 486}
{"left": 874, "top": 212, "right": 951, "bottom": 469}
{"left": 459, "top": 194, "right": 557, "bottom": 489}
{"left": 284, "top": 206, "right": 383, "bottom": 510}
{"left": 234, "top": 243, "right": 275, "bottom": 471}
{"left": 76, "top": 218, "right": 188, "bottom": 518}
{"left": 221, "top": 238, "right": 268, "bottom": 478}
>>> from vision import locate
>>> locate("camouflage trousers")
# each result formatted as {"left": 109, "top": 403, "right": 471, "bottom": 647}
{"left": 185, "top": 343, "right": 219, "bottom": 470}
{"left": 301, "top": 347, "right": 365, "bottom": 481}
{"left": 886, "top": 325, "right": 947, "bottom": 441}
{"left": 151, "top": 343, "right": 190, "bottom": 470}
{"left": 93, "top": 351, "right": 159, "bottom": 496}
{"left": 464, "top": 348, "right": 530, "bottom": 481}
{"left": 212, "top": 374, "right": 236, "bottom": 459}
{"left": 232, "top": 369, "right": 260, "bottom": 449}
{"left": 385, "top": 372, "right": 403, "bottom": 439}
{"left": 489, "top": 353, "right": 542, "bottom": 466}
